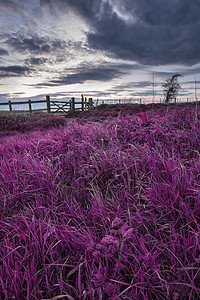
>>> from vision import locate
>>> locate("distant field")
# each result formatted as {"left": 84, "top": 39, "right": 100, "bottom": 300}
{"left": 0, "top": 103, "right": 199, "bottom": 299}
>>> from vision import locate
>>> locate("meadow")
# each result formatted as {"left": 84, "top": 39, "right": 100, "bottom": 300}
{"left": 0, "top": 102, "right": 199, "bottom": 300}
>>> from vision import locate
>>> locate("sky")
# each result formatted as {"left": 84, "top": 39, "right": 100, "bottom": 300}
{"left": 0, "top": 0, "right": 200, "bottom": 105}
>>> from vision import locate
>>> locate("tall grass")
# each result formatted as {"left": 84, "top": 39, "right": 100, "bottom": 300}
{"left": 0, "top": 104, "right": 199, "bottom": 299}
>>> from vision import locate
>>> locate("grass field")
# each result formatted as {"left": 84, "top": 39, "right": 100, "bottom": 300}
{"left": 0, "top": 102, "right": 199, "bottom": 299}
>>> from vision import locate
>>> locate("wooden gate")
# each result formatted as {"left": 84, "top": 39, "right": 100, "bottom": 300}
{"left": 0, "top": 95, "right": 94, "bottom": 114}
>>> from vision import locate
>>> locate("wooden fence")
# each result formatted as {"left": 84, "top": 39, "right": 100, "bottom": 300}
{"left": 0, "top": 95, "right": 94, "bottom": 114}
{"left": 0, "top": 95, "right": 198, "bottom": 114}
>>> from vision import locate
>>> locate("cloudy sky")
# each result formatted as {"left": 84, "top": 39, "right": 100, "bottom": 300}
{"left": 0, "top": 0, "right": 200, "bottom": 104}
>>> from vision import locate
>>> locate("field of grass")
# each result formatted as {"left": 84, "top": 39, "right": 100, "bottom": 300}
{"left": 0, "top": 103, "right": 199, "bottom": 299}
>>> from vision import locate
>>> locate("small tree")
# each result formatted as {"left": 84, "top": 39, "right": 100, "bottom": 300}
{"left": 163, "top": 73, "right": 182, "bottom": 104}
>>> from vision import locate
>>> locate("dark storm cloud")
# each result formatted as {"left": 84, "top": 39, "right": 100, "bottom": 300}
{"left": 37, "top": 67, "right": 124, "bottom": 87}
{"left": 54, "top": 67, "right": 122, "bottom": 84}
{"left": 0, "top": 48, "right": 9, "bottom": 56}
{"left": 25, "top": 57, "right": 48, "bottom": 65}
{"left": 6, "top": 34, "right": 66, "bottom": 54}
{"left": 41, "top": 0, "right": 200, "bottom": 66}
{"left": 87, "top": 0, "right": 200, "bottom": 66}
{"left": 0, "top": 65, "right": 32, "bottom": 78}
{"left": 0, "top": 0, "right": 19, "bottom": 10}
{"left": 35, "top": 62, "right": 140, "bottom": 87}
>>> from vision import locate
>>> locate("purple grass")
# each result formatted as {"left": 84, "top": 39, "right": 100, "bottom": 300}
{"left": 0, "top": 103, "right": 200, "bottom": 299}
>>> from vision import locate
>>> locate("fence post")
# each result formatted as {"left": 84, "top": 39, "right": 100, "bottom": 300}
{"left": 119, "top": 99, "right": 121, "bottom": 104}
{"left": 89, "top": 98, "right": 93, "bottom": 108}
{"left": 9, "top": 101, "right": 12, "bottom": 112}
{"left": 140, "top": 98, "right": 142, "bottom": 104}
{"left": 71, "top": 97, "right": 75, "bottom": 112}
{"left": 46, "top": 95, "right": 51, "bottom": 113}
{"left": 28, "top": 100, "right": 32, "bottom": 114}
{"left": 81, "top": 94, "right": 84, "bottom": 111}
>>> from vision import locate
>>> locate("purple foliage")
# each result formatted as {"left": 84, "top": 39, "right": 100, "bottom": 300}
{"left": 0, "top": 113, "right": 66, "bottom": 136}
{"left": 0, "top": 103, "right": 200, "bottom": 299}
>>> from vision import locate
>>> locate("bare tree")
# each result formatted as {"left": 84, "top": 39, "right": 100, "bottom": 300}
{"left": 163, "top": 74, "right": 182, "bottom": 104}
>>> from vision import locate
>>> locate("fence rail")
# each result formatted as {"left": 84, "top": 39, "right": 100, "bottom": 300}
{"left": 0, "top": 95, "right": 94, "bottom": 114}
